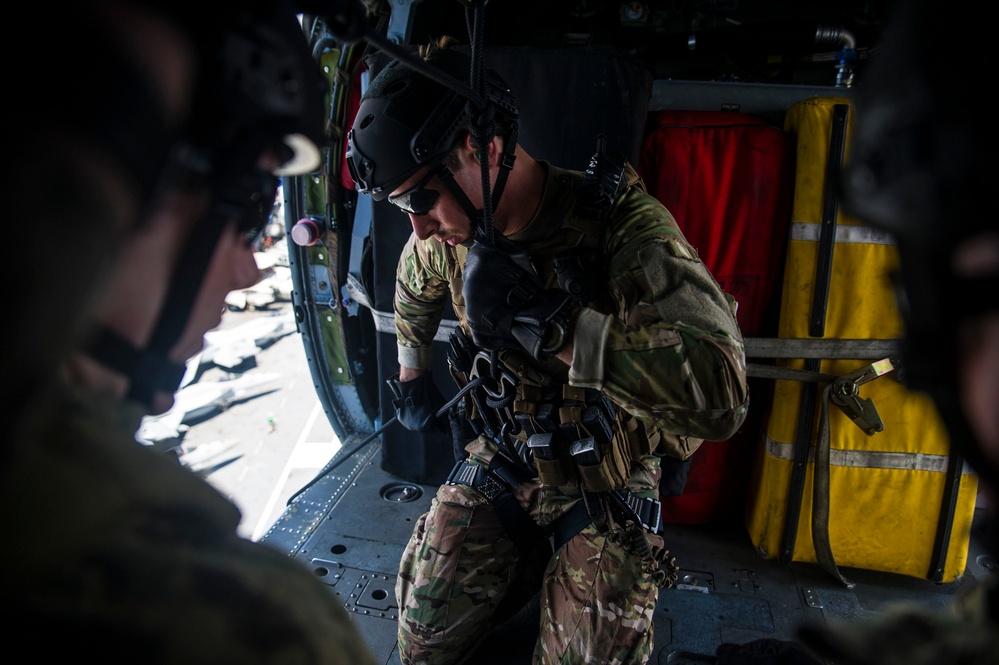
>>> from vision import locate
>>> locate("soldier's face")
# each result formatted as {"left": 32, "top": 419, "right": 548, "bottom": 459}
{"left": 390, "top": 167, "right": 474, "bottom": 246}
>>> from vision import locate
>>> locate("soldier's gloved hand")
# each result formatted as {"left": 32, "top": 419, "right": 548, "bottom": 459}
{"left": 386, "top": 371, "right": 447, "bottom": 432}
{"left": 463, "top": 239, "right": 573, "bottom": 360}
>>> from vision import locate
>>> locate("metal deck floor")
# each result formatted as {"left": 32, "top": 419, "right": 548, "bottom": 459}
{"left": 262, "top": 442, "right": 994, "bottom": 664}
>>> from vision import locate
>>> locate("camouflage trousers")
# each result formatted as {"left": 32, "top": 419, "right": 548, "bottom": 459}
{"left": 396, "top": 442, "right": 664, "bottom": 665}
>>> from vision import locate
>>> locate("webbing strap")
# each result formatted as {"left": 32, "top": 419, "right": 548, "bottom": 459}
{"left": 550, "top": 492, "right": 662, "bottom": 552}
{"left": 812, "top": 384, "right": 855, "bottom": 588}
{"left": 928, "top": 445, "right": 965, "bottom": 582}
{"left": 552, "top": 500, "right": 591, "bottom": 552}
{"left": 744, "top": 337, "right": 902, "bottom": 360}
{"left": 446, "top": 458, "right": 550, "bottom": 560}
{"left": 746, "top": 337, "right": 903, "bottom": 383}
{"left": 748, "top": 364, "right": 834, "bottom": 382}
{"left": 810, "top": 103, "right": 850, "bottom": 336}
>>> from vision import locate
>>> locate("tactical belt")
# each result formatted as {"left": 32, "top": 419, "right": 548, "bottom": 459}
{"left": 446, "top": 457, "right": 662, "bottom": 553}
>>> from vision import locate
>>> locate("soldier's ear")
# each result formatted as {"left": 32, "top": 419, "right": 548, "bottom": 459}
{"left": 473, "top": 137, "right": 502, "bottom": 165}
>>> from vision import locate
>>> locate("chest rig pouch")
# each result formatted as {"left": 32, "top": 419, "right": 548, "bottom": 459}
{"left": 516, "top": 382, "right": 660, "bottom": 491}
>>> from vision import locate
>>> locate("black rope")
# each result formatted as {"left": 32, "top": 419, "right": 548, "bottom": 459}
{"left": 434, "top": 376, "right": 487, "bottom": 419}
{"left": 465, "top": 0, "right": 497, "bottom": 246}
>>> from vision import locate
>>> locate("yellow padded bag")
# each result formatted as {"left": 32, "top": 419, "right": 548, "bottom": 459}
{"left": 745, "top": 97, "right": 978, "bottom": 583}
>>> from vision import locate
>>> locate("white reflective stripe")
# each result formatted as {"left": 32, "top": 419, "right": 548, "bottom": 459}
{"left": 765, "top": 436, "right": 975, "bottom": 474}
{"left": 345, "top": 273, "right": 458, "bottom": 342}
{"left": 790, "top": 222, "right": 897, "bottom": 245}
{"left": 373, "top": 309, "right": 458, "bottom": 343}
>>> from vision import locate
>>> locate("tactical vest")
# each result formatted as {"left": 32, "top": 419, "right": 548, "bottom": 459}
{"left": 449, "top": 151, "right": 670, "bottom": 493}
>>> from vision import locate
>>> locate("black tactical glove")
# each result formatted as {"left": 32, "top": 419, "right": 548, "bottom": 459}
{"left": 386, "top": 371, "right": 447, "bottom": 432}
{"left": 462, "top": 238, "right": 573, "bottom": 360}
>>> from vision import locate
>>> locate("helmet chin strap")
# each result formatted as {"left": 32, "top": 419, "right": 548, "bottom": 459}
{"left": 442, "top": 123, "right": 519, "bottom": 244}
{"left": 86, "top": 204, "right": 229, "bottom": 409}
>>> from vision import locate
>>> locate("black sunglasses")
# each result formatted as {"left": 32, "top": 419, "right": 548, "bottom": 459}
{"left": 388, "top": 165, "right": 445, "bottom": 216}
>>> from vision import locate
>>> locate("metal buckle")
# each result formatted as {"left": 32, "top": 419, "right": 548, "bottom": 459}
{"left": 829, "top": 357, "right": 897, "bottom": 435}
{"left": 446, "top": 460, "right": 508, "bottom": 502}
{"left": 611, "top": 491, "right": 662, "bottom": 534}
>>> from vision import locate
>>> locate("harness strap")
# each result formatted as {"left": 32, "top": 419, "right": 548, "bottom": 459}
{"left": 550, "top": 493, "right": 662, "bottom": 551}
{"left": 552, "top": 500, "right": 591, "bottom": 551}
{"left": 447, "top": 456, "right": 663, "bottom": 554}
{"left": 446, "top": 456, "right": 550, "bottom": 559}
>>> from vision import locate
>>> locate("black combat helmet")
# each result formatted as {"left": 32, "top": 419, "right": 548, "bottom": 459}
{"left": 345, "top": 47, "right": 518, "bottom": 201}
{"left": 172, "top": 0, "right": 327, "bottom": 229}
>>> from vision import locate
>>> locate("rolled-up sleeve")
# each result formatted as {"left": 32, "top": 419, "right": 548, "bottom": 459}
{"left": 394, "top": 234, "right": 451, "bottom": 370}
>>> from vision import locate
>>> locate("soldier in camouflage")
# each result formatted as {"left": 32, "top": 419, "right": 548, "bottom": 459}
{"left": 347, "top": 40, "right": 748, "bottom": 664}
{"left": 0, "top": 2, "right": 377, "bottom": 662}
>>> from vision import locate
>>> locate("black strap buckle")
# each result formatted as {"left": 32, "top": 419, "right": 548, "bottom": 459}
{"left": 609, "top": 490, "right": 662, "bottom": 535}
{"left": 445, "top": 459, "right": 509, "bottom": 502}
{"left": 625, "top": 494, "right": 662, "bottom": 534}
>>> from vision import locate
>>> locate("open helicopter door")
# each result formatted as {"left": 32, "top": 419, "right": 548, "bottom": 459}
{"left": 360, "top": 47, "right": 653, "bottom": 485}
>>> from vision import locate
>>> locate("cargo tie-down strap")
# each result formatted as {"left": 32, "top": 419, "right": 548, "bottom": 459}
{"left": 813, "top": 359, "right": 897, "bottom": 588}
{"left": 743, "top": 337, "right": 902, "bottom": 377}
{"left": 746, "top": 337, "right": 902, "bottom": 588}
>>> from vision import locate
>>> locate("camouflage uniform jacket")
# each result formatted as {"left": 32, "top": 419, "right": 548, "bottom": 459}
{"left": 394, "top": 161, "right": 749, "bottom": 450}
{"left": 0, "top": 380, "right": 378, "bottom": 664}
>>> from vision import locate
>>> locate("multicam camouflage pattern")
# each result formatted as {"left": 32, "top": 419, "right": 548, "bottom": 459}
{"left": 0, "top": 383, "right": 377, "bottom": 664}
{"left": 397, "top": 440, "right": 667, "bottom": 665}
{"left": 393, "top": 161, "right": 748, "bottom": 664}
{"left": 535, "top": 522, "right": 664, "bottom": 665}
{"left": 396, "top": 479, "right": 526, "bottom": 665}
{"left": 395, "top": 162, "right": 749, "bottom": 443}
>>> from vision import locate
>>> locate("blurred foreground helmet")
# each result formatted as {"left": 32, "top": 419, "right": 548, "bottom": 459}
{"left": 841, "top": 0, "right": 997, "bottom": 392}
{"left": 85, "top": 0, "right": 329, "bottom": 408}
{"left": 180, "top": 0, "right": 326, "bottom": 179}
{"left": 841, "top": 0, "right": 999, "bottom": 487}
{"left": 167, "top": 0, "right": 328, "bottom": 240}
{"left": 345, "top": 48, "right": 517, "bottom": 200}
